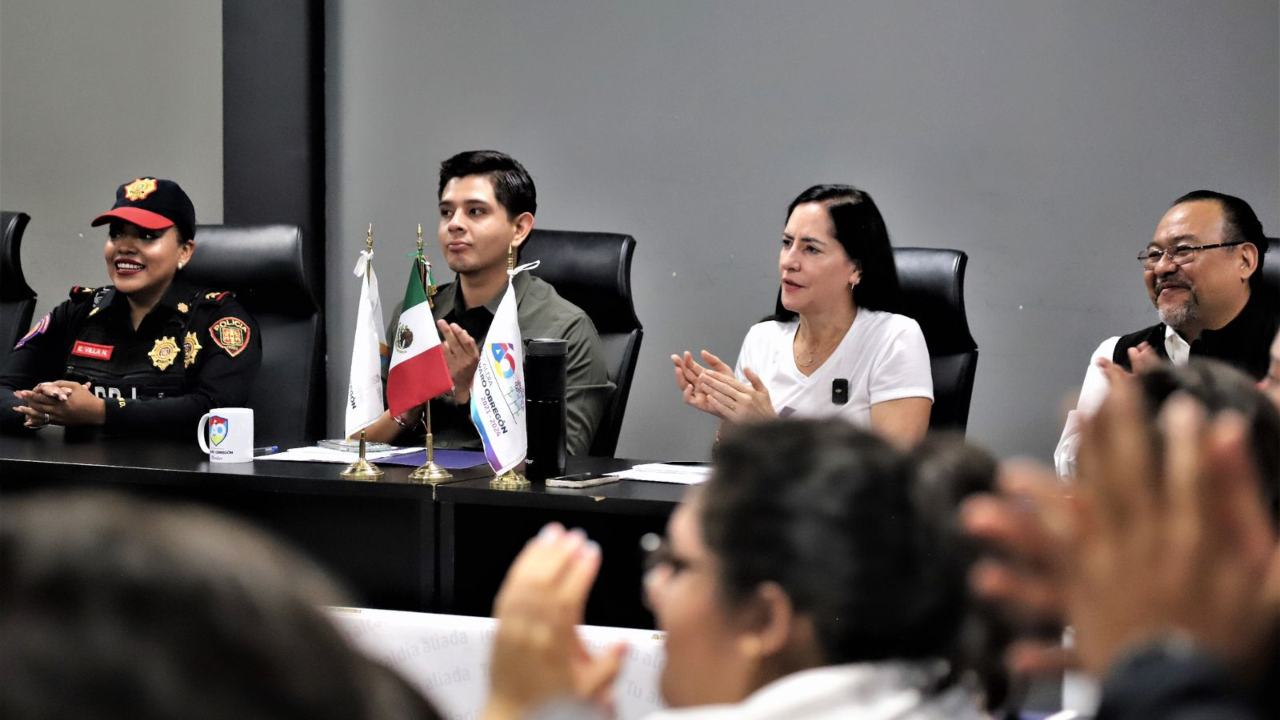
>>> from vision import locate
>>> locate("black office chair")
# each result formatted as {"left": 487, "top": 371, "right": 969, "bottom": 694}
{"left": 893, "top": 247, "right": 978, "bottom": 433}
{"left": 520, "top": 228, "right": 642, "bottom": 457}
{"left": 0, "top": 211, "right": 37, "bottom": 369}
{"left": 185, "top": 225, "right": 322, "bottom": 444}
{"left": 1261, "top": 237, "right": 1279, "bottom": 299}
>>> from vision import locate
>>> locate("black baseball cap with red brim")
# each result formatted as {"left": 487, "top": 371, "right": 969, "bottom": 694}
{"left": 90, "top": 177, "right": 196, "bottom": 241}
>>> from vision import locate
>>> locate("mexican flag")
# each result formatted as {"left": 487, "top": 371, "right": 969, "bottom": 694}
{"left": 387, "top": 256, "right": 452, "bottom": 417}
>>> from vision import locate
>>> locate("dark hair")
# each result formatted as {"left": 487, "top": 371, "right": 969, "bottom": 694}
{"left": 0, "top": 491, "right": 440, "bottom": 720}
{"left": 771, "top": 184, "right": 904, "bottom": 320}
{"left": 911, "top": 436, "right": 1017, "bottom": 713}
{"left": 703, "top": 419, "right": 964, "bottom": 666}
{"left": 438, "top": 150, "right": 537, "bottom": 219}
{"left": 1138, "top": 360, "right": 1280, "bottom": 523}
{"left": 1172, "top": 190, "right": 1268, "bottom": 291}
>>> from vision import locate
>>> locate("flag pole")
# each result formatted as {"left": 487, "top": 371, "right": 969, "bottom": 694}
{"left": 491, "top": 242, "right": 530, "bottom": 491}
{"left": 341, "top": 225, "right": 386, "bottom": 481}
{"left": 409, "top": 222, "right": 455, "bottom": 484}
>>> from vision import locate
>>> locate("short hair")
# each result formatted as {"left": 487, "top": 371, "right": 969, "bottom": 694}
{"left": 703, "top": 419, "right": 964, "bottom": 666}
{"left": 438, "top": 150, "right": 537, "bottom": 219}
{"left": 1172, "top": 189, "right": 1268, "bottom": 289}
{"left": 0, "top": 491, "right": 439, "bottom": 720}
{"left": 771, "top": 185, "right": 904, "bottom": 320}
{"left": 1137, "top": 360, "right": 1280, "bottom": 523}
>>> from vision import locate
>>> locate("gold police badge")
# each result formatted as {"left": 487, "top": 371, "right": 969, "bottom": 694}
{"left": 183, "top": 331, "right": 202, "bottom": 368}
{"left": 123, "top": 177, "right": 158, "bottom": 201}
{"left": 148, "top": 336, "right": 180, "bottom": 370}
{"left": 209, "top": 317, "right": 251, "bottom": 358}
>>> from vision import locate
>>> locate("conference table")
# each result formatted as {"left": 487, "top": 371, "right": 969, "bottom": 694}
{"left": 0, "top": 431, "right": 690, "bottom": 628}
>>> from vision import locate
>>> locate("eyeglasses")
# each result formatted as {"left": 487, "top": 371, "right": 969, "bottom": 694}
{"left": 640, "top": 532, "right": 700, "bottom": 611}
{"left": 1137, "top": 241, "right": 1245, "bottom": 269}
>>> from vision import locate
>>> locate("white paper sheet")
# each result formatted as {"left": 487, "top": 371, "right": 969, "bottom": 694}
{"left": 606, "top": 463, "right": 711, "bottom": 485}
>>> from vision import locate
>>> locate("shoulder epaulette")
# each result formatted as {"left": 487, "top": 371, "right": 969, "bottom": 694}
{"left": 201, "top": 290, "right": 235, "bottom": 304}
{"left": 68, "top": 285, "right": 97, "bottom": 300}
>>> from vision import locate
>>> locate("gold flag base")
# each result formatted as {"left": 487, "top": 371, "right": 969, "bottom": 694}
{"left": 490, "top": 468, "right": 529, "bottom": 490}
{"left": 408, "top": 461, "right": 457, "bottom": 485}
{"left": 340, "top": 431, "right": 385, "bottom": 481}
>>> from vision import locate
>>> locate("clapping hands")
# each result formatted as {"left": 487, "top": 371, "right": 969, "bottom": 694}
{"left": 671, "top": 350, "right": 775, "bottom": 423}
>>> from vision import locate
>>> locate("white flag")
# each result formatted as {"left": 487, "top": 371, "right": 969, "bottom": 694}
{"left": 470, "top": 262, "right": 539, "bottom": 473}
{"left": 345, "top": 249, "right": 387, "bottom": 437}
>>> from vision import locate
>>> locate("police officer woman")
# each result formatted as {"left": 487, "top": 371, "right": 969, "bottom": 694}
{"left": 0, "top": 177, "right": 261, "bottom": 436}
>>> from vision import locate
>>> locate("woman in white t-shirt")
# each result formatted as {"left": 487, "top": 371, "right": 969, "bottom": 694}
{"left": 673, "top": 185, "right": 933, "bottom": 446}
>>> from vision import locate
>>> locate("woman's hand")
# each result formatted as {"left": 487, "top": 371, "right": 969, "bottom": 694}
{"left": 696, "top": 365, "right": 776, "bottom": 423}
{"left": 14, "top": 381, "right": 104, "bottom": 428}
{"left": 672, "top": 351, "right": 716, "bottom": 415}
{"left": 483, "top": 523, "right": 626, "bottom": 720}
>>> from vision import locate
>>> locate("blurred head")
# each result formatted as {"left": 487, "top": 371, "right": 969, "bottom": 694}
{"left": 1144, "top": 191, "right": 1262, "bottom": 336}
{"left": 0, "top": 491, "right": 437, "bottom": 720}
{"left": 772, "top": 185, "right": 903, "bottom": 320}
{"left": 1137, "top": 360, "right": 1280, "bottom": 522}
{"left": 90, "top": 178, "right": 197, "bottom": 301}
{"left": 911, "top": 436, "right": 1015, "bottom": 712}
{"left": 646, "top": 419, "right": 964, "bottom": 708}
{"left": 437, "top": 150, "right": 536, "bottom": 278}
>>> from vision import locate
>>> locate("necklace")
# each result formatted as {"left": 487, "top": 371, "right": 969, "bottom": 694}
{"left": 793, "top": 321, "right": 851, "bottom": 369}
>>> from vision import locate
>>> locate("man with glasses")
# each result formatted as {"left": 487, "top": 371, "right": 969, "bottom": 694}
{"left": 1054, "top": 190, "right": 1275, "bottom": 477}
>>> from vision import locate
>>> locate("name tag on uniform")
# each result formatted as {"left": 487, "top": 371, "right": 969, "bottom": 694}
{"left": 71, "top": 340, "right": 114, "bottom": 361}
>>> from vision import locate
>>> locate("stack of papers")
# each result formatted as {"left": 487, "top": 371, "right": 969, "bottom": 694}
{"left": 607, "top": 463, "right": 711, "bottom": 485}
{"left": 256, "top": 446, "right": 420, "bottom": 463}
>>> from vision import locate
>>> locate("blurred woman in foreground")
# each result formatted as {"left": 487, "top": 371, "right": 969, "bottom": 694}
{"left": 481, "top": 419, "right": 986, "bottom": 719}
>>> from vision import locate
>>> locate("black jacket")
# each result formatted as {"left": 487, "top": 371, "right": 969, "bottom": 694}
{"left": 0, "top": 280, "right": 261, "bottom": 437}
{"left": 1113, "top": 289, "right": 1279, "bottom": 379}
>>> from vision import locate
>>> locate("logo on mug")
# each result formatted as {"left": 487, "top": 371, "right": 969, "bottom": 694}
{"left": 209, "top": 415, "right": 229, "bottom": 446}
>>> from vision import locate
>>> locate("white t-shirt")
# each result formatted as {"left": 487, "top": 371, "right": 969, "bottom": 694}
{"left": 734, "top": 310, "right": 933, "bottom": 428}
{"left": 645, "top": 662, "right": 985, "bottom": 720}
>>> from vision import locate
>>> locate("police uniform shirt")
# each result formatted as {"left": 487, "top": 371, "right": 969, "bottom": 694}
{"left": 0, "top": 280, "right": 261, "bottom": 436}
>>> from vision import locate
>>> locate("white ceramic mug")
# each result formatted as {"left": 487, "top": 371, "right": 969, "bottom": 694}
{"left": 197, "top": 407, "right": 254, "bottom": 463}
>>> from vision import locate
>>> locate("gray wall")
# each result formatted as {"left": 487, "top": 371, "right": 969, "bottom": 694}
{"left": 0, "top": 0, "right": 223, "bottom": 321}
{"left": 327, "top": 0, "right": 1279, "bottom": 460}
{"left": 325, "top": 0, "right": 1280, "bottom": 458}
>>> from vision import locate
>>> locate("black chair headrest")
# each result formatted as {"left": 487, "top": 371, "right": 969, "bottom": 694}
{"left": 1261, "top": 237, "right": 1279, "bottom": 299}
{"left": 520, "top": 228, "right": 641, "bottom": 334}
{"left": 185, "top": 224, "right": 317, "bottom": 317}
{"left": 893, "top": 247, "right": 976, "bottom": 355}
{"left": 1, "top": 211, "right": 34, "bottom": 302}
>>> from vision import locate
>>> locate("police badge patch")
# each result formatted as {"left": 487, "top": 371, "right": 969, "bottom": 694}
{"left": 209, "top": 317, "right": 250, "bottom": 358}
{"left": 149, "top": 336, "right": 180, "bottom": 370}
{"left": 123, "top": 177, "right": 158, "bottom": 201}
{"left": 183, "top": 331, "right": 202, "bottom": 368}
{"left": 15, "top": 314, "right": 50, "bottom": 349}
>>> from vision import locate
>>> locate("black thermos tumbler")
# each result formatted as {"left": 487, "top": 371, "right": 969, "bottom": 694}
{"left": 525, "top": 338, "right": 567, "bottom": 481}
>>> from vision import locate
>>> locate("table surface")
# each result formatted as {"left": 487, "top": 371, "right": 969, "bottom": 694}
{"left": 0, "top": 430, "right": 690, "bottom": 626}
{"left": 0, "top": 430, "right": 691, "bottom": 508}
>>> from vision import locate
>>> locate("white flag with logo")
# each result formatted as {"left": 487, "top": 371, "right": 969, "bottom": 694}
{"left": 470, "top": 262, "right": 539, "bottom": 473}
{"left": 345, "top": 249, "right": 388, "bottom": 437}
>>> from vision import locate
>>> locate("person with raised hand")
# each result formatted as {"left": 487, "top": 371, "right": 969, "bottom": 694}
{"left": 485, "top": 419, "right": 986, "bottom": 719}
{"left": 967, "top": 369, "right": 1280, "bottom": 719}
